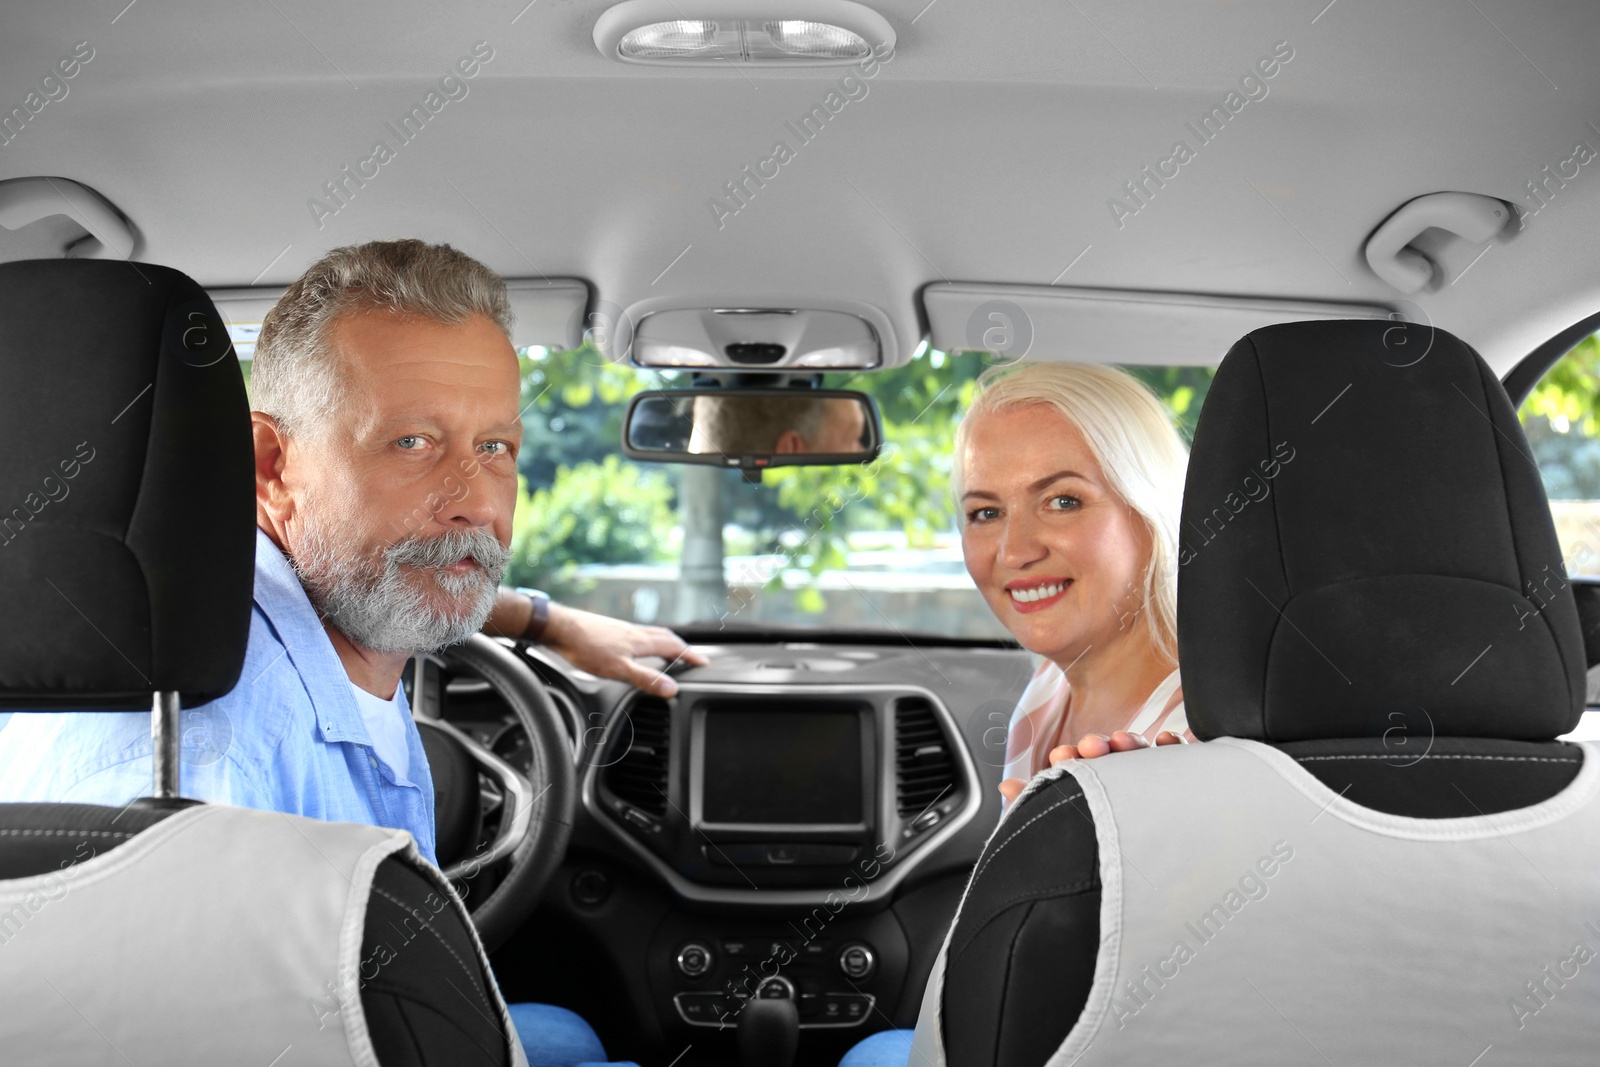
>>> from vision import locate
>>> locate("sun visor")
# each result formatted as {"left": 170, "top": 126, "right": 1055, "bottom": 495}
{"left": 505, "top": 278, "right": 590, "bottom": 350}
{"left": 207, "top": 277, "right": 590, "bottom": 355}
{"left": 923, "top": 283, "right": 1399, "bottom": 365}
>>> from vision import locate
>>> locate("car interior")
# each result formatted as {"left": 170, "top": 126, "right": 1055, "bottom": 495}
{"left": 3, "top": 1, "right": 1600, "bottom": 1064}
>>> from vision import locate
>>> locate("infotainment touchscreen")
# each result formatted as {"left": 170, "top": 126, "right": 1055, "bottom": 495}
{"left": 700, "top": 708, "right": 863, "bottom": 826}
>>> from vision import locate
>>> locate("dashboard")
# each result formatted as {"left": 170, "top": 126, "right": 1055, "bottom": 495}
{"left": 428, "top": 632, "right": 1035, "bottom": 1061}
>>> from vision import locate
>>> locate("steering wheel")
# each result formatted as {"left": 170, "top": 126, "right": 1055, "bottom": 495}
{"left": 408, "top": 634, "right": 575, "bottom": 954}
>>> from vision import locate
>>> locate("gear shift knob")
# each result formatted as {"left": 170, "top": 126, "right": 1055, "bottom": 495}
{"left": 738, "top": 993, "right": 799, "bottom": 1067}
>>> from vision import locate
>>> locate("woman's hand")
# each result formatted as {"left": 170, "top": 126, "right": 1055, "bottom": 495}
{"left": 997, "top": 730, "right": 1183, "bottom": 803}
{"left": 1050, "top": 729, "right": 1184, "bottom": 764}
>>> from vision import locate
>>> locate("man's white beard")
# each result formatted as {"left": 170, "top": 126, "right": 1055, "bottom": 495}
{"left": 290, "top": 496, "right": 510, "bottom": 655}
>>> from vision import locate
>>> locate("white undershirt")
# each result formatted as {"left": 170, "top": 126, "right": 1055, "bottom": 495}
{"left": 348, "top": 682, "right": 412, "bottom": 783}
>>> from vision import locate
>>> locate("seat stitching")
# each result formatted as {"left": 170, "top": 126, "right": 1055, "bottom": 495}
{"left": 1254, "top": 334, "right": 1289, "bottom": 741}
{"left": 374, "top": 989, "right": 506, "bottom": 1065}
{"left": 1292, "top": 754, "right": 1578, "bottom": 763}
{"left": 393, "top": 992, "right": 425, "bottom": 1065}
{"left": 369, "top": 885, "right": 497, "bottom": 1020}
{"left": 0, "top": 828, "right": 134, "bottom": 838}
{"left": 989, "top": 900, "right": 1034, "bottom": 1067}
{"left": 948, "top": 882, "right": 1100, "bottom": 970}
{"left": 964, "top": 882, "right": 1102, "bottom": 923}
{"left": 972, "top": 788, "right": 1082, "bottom": 886}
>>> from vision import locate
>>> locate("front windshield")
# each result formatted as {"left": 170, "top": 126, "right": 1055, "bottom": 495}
{"left": 503, "top": 344, "right": 1213, "bottom": 640}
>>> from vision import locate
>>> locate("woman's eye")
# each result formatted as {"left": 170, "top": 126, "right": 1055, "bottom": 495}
{"left": 966, "top": 506, "right": 1000, "bottom": 524}
{"left": 1047, "top": 495, "right": 1080, "bottom": 510}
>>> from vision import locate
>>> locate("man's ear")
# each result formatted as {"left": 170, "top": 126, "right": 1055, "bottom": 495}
{"left": 251, "top": 412, "right": 294, "bottom": 523}
{"left": 773, "top": 428, "right": 807, "bottom": 455}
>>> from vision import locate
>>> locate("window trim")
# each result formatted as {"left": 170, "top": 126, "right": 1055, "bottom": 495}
{"left": 1502, "top": 310, "right": 1600, "bottom": 407}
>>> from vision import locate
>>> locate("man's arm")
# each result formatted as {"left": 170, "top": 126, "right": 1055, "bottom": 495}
{"left": 484, "top": 588, "right": 709, "bottom": 698}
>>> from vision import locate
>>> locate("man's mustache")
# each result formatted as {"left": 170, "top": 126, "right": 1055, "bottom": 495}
{"left": 385, "top": 527, "right": 509, "bottom": 573}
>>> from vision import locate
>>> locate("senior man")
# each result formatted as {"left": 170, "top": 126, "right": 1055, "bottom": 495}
{"left": 0, "top": 239, "right": 695, "bottom": 1066}
{"left": 690, "top": 392, "right": 867, "bottom": 455}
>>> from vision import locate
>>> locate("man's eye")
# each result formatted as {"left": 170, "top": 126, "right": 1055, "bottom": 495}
{"left": 479, "top": 441, "right": 510, "bottom": 456}
{"left": 396, "top": 436, "right": 424, "bottom": 450}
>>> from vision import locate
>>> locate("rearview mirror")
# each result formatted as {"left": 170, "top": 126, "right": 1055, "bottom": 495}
{"left": 622, "top": 388, "right": 881, "bottom": 472}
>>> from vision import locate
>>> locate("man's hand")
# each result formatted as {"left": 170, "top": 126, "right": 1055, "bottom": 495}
{"left": 541, "top": 603, "right": 709, "bottom": 697}
{"left": 485, "top": 590, "right": 709, "bottom": 696}
{"left": 997, "top": 730, "right": 1184, "bottom": 804}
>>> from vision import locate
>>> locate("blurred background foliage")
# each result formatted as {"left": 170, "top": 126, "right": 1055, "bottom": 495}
{"left": 1519, "top": 333, "right": 1600, "bottom": 501}
{"left": 508, "top": 456, "right": 677, "bottom": 587}
{"left": 1522, "top": 333, "right": 1600, "bottom": 438}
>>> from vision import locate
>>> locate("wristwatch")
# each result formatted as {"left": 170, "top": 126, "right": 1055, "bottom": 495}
{"left": 515, "top": 587, "right": 551, "bottom": 643}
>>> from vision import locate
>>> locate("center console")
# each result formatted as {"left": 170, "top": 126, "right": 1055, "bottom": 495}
{"left": 580, "top": 681, "right": 979, "bottom": 1031}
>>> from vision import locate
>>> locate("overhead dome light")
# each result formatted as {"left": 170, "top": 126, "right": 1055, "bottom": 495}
{"left": 617, "top": 20, "right": 869, "bottom": 61}
{"left": 617, "top": 20, "right": 720, "bottom": 58}
{"left": 765, "top": 20, "right": 866, "bottom": 58}
{"left": 618, "top": 20, "right": 719, "bottom": 58}
{"left": 596, "top": 1, "right": 894, "bottom": 66}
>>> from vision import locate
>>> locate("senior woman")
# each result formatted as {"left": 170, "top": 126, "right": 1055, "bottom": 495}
{"left": 838, "top": 361, "right": 1192, "bottom": 1067}
{"left": 965, "top": 361, "right": 1196, "bottom": 802}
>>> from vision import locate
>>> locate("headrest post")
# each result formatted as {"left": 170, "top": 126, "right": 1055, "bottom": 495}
{"left": 150, "top": 692, "right": 182, "bottom": 799}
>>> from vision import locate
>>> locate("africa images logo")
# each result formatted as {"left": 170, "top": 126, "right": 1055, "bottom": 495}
{"left": 1177, "top": 441, "right": 1296, "bottom": 566}
{"left": 706, "top": 42, "right": 896, "bottom": 230}
{"left": 1106, "top": 40, "right": 1295, "bottom": 230}
{"left": 1111, "top": 840, "right": 1296, "bottom": 1029}
{"left": 0, "top": 40, "right": 95, "bottom": 149}
{"left": 307, "top": 42, "right": 495, "bottom": 229}
{"left": 0, "top": 442, "right": 96, "bottom": 549}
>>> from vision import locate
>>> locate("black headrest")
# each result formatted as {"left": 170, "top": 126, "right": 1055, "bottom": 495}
{"left": 1178, "top": 319, "right": 1585, "bottom": 742}
{"left": 0, "top": 259, "right": 254, "bottom": 709}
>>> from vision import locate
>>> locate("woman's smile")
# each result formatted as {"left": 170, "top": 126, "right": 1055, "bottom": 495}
{"left": 1006, "top": 578, "right": 1074, "bottom": 612}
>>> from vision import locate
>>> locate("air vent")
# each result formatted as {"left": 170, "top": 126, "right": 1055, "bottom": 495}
{"left": 602, "top": 697, "right": 671, "bottom": 817}
{"left": 895, "top": 697, "right": 956, "bottom": 818}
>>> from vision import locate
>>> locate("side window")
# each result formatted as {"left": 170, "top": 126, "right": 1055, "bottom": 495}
{"left": 1519, "top": 329, "right": 1600, "bottom": 729}
{"left": 1521, "top": 330, "right": 1600, "bottom": 576}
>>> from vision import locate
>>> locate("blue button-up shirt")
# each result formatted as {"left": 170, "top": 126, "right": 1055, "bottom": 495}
{"left": 0, "top": 529, "right": 437, "bottom": 864}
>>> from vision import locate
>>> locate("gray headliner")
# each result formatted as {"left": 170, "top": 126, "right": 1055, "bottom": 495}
{"left": 2, "top": 0, "right": 1598, "bottom": 373}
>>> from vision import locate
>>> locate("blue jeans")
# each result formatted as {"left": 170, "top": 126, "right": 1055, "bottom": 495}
{"left": 507, "top": 1002, "right": 639, "bottom": 1067}
{"left": 839, "top": 1028, "right": 914, "bottom": 1067}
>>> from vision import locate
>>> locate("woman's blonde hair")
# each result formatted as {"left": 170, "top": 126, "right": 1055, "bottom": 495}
{"left": 953, "top": 362, "right": 1190, "bottom": 661}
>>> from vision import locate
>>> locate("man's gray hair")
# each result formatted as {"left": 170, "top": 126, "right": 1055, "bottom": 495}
{"left": 252, "top": 239, "right": 513, "bottom": 438}
{"left": 693, "top": 394, "right": 830, "bottom": 454}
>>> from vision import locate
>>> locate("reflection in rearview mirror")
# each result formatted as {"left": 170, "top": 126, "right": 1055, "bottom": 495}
{"left": 623, "top": 389, "right": 880, "bottom": 469}
{"left": 690, "top": 394, "right": 870, "bottom": 456}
